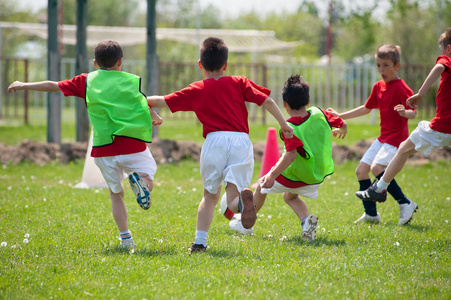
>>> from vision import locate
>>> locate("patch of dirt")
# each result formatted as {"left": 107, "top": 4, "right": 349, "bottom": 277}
{"left": 0, "top": 138, "right": 450, "bottom": 166}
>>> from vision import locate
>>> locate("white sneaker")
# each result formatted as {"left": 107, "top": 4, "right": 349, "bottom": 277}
{"left": 119, "top": 239, "right": 136, "bottom": 253}
{"left": 229, "top": 219, "right": 253, "bottom": 235}
{"left": 354, "top": 212, "right": 381, "bottom": 224}
{"left": 398, "top": 200, "right": 418, "bottom": 225}
{"left": 301, "top": 215, "right": 318, "bottom": 241}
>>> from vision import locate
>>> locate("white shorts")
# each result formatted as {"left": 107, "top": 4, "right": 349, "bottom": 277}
{"left": 410, "top": 121, "right": 451, "bottom": 157}
{"left": 200, "top": 131, "right": 254, "bottom": 194}
{"left": 360, "top": 139, "right": 398, "bottom": 167}
{"left": 94, "top": 148, "right": 157, "bottom": 193}
{"left": 260, "top": 181, "right": 320, "bottom": 200}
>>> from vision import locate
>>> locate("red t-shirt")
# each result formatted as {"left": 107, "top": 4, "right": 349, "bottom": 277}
{"left": 164, "top": 76, "right": 269, "bottom": 138}
{"left": 276, "top": 109, "right": 344, "bottom": 188}
{"left": 364, "top": 79, "right": 414, "bottom": 147}
{"left": 430, "top": 55, "right": 451, "bottom": 134}
{"left": 58, "top": 73, "right": 147, "bottom": 157}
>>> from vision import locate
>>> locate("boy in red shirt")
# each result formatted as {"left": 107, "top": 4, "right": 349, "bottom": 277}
{"left": 327, "top": 44, "right": 417, "bottom": 225}
{"left": 357, "top": 29, "right": 451, "bottom": 204}
{"left": 147, "top": 37, "right": 293, "bottom": 252}
{"left": 8, "top": 40, "right": 162, "bottom": 250}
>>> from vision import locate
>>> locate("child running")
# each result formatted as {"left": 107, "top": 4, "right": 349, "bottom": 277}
{"left": 357, "top": 29, "right": 451, "bottom": 204}
{"left": 327, "top": 44, "right": 417, "bottom": 226}
{"left": 147, "top": 37, "right": 293, "bottom": 252}
{"left": 229, "top": 74, "right": 347, "bottom": 240}
{"left": 8, "top": 40, "right": 162, "bottom": 250}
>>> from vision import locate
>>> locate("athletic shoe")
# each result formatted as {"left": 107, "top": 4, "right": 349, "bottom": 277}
{"left": 128, "top": 171, "right": 151, "bottom": 210}
{"left": 354, "top": 212, "right": 381, "bottom": 224}
{"left": 239, "top": 189, "right": 256, "bottom": 229}
{"left": 301, "top": 215, "right": 318, "bottom": 241}
{"left": 119, "top": 239, "right": 136, "bottom": 253}
{"left": 229, "top": 219, "right": 253, "bottom": 235}
{"left": 189, "top": 243, "right": 207, "bottom": 253}
{"left": 355, "top": 181, "right": 387, "bottom": 203}
{"left": 398, "top": 200, "right": 418, "bottom": 225}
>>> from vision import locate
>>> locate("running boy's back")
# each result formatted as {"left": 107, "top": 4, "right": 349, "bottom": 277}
{"left": 147, "top": 37, "right": 293, "bottom": 252}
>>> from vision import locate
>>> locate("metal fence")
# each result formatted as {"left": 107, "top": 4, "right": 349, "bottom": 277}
{"left": 0, "top": 57, "right": 435, "bottom": 125}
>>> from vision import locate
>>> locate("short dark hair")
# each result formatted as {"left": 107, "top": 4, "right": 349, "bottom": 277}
{"left": 200, "top": 37, "right": 228, "bottom": 72}
{"left": 282, "top": 74, "right": 310, "bottom": 110}
{"left": 94, "top": 40, "right": 123, "bottom": 69}
{"left": 439, "top": 28, "right": 451, "bottom": 49}
{"left": 376, "top": 44, "right": 401, "bottom": 65}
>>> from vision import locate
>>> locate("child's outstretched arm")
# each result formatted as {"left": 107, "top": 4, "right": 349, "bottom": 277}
{"left": 147, "top": 96, "right": 168, "bottom": 109}
{"left": 149, "top": 107, "right": 163, "bottom": 126}
{"left": 262, "top": 97, "right": 293, "bottom": 138}
{"left": 407, "top": 63, "right": 445, "bottom": 108}
{"left": 326, "top": 105, "right": 370, "bottom": 119}
{"left": 260, "top": 149, "right": 297, "bottom": 189}
{"left": 8, "top": 81, "right": 61, "bottom": 93}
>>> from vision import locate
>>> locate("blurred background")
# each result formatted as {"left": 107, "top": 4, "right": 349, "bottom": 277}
{"left": 0, "top": 0, "right": 449, "bottom": 141}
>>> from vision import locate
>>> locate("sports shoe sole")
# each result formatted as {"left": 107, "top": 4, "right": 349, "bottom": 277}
{"left": 240, "top": 189, "right": 256, "bottom": 229}
{"left": 302, "top": 215, "right": 318, "bottom": 241}
{"left": 128, "top": 172, "right": 151, "bottom": 210}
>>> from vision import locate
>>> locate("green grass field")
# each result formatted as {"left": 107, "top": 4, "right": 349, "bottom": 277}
{"left": 0, "top": 119, "right": 450, "bottom": 299}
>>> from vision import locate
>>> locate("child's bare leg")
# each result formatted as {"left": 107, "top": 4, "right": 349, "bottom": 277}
{"left": 355, "top": 162, "right": 371, "bottom": 180}
{"left": 110, "top": 187, "right": 128, "bottom": 232}
{"left": 224, "top": 183, "right": 240, "bottom": 213}
{"left": 196, "top": 187, "right": 221, "bottom": 232}
{"left": 254, "top": 184, "right": 267, "bottom": 213}
{"left": 381, "top": 139, "right": 417, "bottom": 183}
{"left": 283, "top": 192, "right": 309, "bottom": 222}
{"left": 142, "top": 175, "right": 154, "bottom": 192}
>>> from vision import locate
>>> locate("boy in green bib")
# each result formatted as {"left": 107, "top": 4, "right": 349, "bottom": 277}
{"left": 8, "top": 40, "right": 162, "bottom": 250}
{"left": 229, "top": 75, "right": 347, "bottom": 240}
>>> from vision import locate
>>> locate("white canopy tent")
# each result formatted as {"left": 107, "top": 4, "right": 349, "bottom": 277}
{"left": 0, "top": 22, "right": 301, "bottom": 53}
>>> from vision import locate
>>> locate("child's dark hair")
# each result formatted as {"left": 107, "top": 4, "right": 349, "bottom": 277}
{"left": 94, "top": 40, "right": 123, "bottom": 69}
{"left": 375, "top": 44, "right": 401, "bottom": 65}
{"left": 200, "top": 37, "right": 228, "bottom": 72}
{"left": 439, "top": 28, "right": 451, "bottom": 49}
{"left": 282, "top": 74, "right": 310, "bottom": 110}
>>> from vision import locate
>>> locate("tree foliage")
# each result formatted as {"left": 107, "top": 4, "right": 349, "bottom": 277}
{"left": 1, "top": 0, "right": 449, "bottom": 66}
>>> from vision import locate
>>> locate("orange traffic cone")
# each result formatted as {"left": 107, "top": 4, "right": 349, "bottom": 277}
{"left": 252, "top": 127, "right": 280, "bottom": 188}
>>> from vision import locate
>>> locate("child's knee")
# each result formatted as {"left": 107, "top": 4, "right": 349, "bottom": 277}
{"left": 355, "top": 163, "right": 370, "bottom": 179}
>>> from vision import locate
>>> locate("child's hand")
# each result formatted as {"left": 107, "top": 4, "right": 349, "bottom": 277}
{"left": 259, "top": 174, "right": 275, "bottom": 189}
{"left": 326, "top": 107, "right": 339, "bottom": 116}
{"left": 332, "top": 127, "right": 347, "bottom": 139}
{"left": 406, "top": 94, "right": 421, "bottom": 108}
{"left": 280, "top": 123, "right": 293, "bottom": 139}
{"left": 152, "top": 114, "right": 163, "bottom": 126}
{"left": 149, "top": 107, "right": 163, "bottom": 126}
{"left": 8, "top": 81, "right": 25, "bottom": 93}
{"left": 394, "top": 104, "right": 407, "bottom": 117}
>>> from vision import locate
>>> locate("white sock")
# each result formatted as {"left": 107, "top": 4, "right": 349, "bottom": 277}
{"left": 194, "top": 230, "right": 208, "bottom": 247}
{"left": 376, "top": 179, "right": 390, "bottom": 193}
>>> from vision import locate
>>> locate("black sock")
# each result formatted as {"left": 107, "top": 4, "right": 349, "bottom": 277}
{"left": 359, "top": 179, "right": 377, "bottom": 216}
{"left": 375, "top": 172, "right": 410, "bottom": 204}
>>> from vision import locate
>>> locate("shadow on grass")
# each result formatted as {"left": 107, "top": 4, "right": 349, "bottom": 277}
{"left": 287, "top": 236, "right": 347, "bottom": 247}
{"left": 101, "top": 245, "right": 178, "bottom": 257}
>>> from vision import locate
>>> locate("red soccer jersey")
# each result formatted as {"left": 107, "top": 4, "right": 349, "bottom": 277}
{"left": 58, "top": 74, "right": 147, "bottom": 157}
{"left": 430, "top": 56, "right": 451, "bottom": 134}
{"left": 164, "top": 76, "right": 269, "bottom": 138}
{"left": 364, "top": 79, "right": 414, "bottom": 147}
